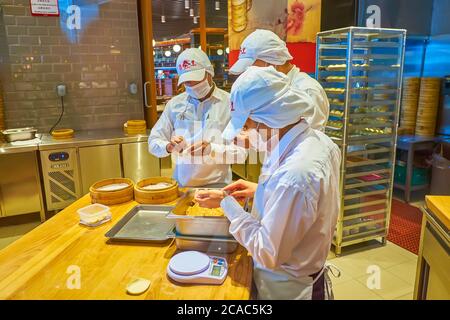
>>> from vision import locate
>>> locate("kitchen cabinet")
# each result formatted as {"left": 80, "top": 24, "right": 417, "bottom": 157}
{"left": 0, "top": 152, "right": 45, "bottom": 221}
{"left": 122, "top": 141, "right": 160, "bottom": 183}
{"left": 414, "top": 196, "right": 450, "bottom": 300}
{"left": 78, "top": 144, "right": 122, "bottom": 195}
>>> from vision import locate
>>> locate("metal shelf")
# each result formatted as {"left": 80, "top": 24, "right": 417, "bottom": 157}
{"left": 317, "top": 27, "right": 406, "bottom": 255}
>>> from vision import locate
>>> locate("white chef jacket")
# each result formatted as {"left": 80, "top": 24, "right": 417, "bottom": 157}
{"left": 221, "top": 121, "right": 341, "bottom": 279}
{"left": 148, "top": 86, "right": 246, "bottom": 187}
{"left": 287, "top": 66, "right": 330, "bottom": 131}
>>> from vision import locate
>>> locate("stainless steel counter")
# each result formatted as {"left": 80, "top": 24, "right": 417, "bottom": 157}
{"left": 0, "top": 142, "right": 39, "bottom": 154}
{"left": 0, "top": 129, "right": 150, "bottom": 154}
{"left": 39, "top": 128, "right": 150, "bottom": 150}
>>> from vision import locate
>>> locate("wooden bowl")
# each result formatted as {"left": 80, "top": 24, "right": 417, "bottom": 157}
{"left": 90, "top": 178, "right": 134, "bottom": 205}
{"left": 134, "top": 177, "right": 179, "bottom": 204}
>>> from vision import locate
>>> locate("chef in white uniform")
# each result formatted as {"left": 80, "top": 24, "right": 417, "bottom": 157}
{"left": 195, "top": 66, "right": 341, "bottom": 300}
{"left": 229, "top": 29, "right": 329, "bottom": 131}
{"left": 149, "top": 48, "right": 245, "bottom": 187}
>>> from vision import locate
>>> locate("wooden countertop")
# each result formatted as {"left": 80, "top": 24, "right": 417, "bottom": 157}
{"left": 425, "top": 195, "right": 450, "bottom": 230}
{"left": 0, "top": 195, "right": 253, "bottom": 300}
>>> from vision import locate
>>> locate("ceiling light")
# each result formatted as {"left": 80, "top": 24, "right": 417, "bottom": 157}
{"left": 189, "top": 8, "right": 194, "bottom": 17}
{"left": 173, "top": 44, "right": 181, "bottom": 53}
{"left": 215, "top": 1, "right": 220, "bottom": 10}
{"left": 225, "top": 47, "right": 229, "bottom": 54}
{"left": 164, "top": 50, "right": 171, "bottom": 57}
{"left": 152, "top": 39, "right": 156, "bottom": 46}
{"left": 193, "top": 16, "right": 198, "bottom": 24}
{"left": 217, "top": 49, "right": 223, "bottom": 56}
{"left": 161, "top": 15, "right": 166, "bottom": 23}
{"left": 184, "top": 0, "right": 189, "bottom": 9}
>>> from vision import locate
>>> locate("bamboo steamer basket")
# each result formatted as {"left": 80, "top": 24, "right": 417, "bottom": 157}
{"left": 134, "top": 177, "right": 179, "bottom": 204}
{"left": 127, "top": 120, "right": 146, "bottom": 128}
{"left": 400, "top": 77, "right": 420, "bottom": 132}
{"left": 52, "top": 128, "right": 74, "bottom": 139}
{"left": 90, "top": 178, "right": 134, "bottom": 205}
{"left": 123, "top": 122, "right": 146, "bottom": 135}
{"left": 415, "top": 77, "right": 441, "bottom": 137}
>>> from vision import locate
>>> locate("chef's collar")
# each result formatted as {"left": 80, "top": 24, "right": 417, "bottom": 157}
{"left": 261, "top": 120, "right": 310, "bottom": 177}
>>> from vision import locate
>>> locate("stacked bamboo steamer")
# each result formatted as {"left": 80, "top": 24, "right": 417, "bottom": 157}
{"left": 124, "top": 120, "right": 146, "bottom": 135}
{"left": 400, "top": 77, "right": 421, "bottom": 134}
{"left": 90, "top": 178, "right": 134, "bottom": 205}
{"left": 415, "top": 78, "right": 441, "bottom": 136}
{"left": 134, "top": 177, "right": 179, "bottom": 204}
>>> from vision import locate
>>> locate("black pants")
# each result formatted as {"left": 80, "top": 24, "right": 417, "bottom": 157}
{"left": 311, "top": 269, "right": 325, "bottom": 300}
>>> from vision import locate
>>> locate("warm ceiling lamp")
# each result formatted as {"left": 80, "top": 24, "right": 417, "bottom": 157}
{"left": 215, "top": 1, "right": 220, "bottom": 10}
{"left": 184, "top": 0, "right": 189, "bottom": 9}
{"left": 189, "top": 8, "right": 194, "bottom": 17}
{"left": 152, "top": 39, "right": 156, "bottom": 46}
{"left": 173, "top": 44, "right": 181, "bottom": 53}
{"left": 193, "top": 16, "right": 198, "bottom": 24}
{"left": 217, "top": 49, "right": 223, "bottom": 56}
{"left": 164, "top": 50, "right": 171, "bottom": 57}
{"left": 225, "top": 47, "right": 229, "bottom": 54}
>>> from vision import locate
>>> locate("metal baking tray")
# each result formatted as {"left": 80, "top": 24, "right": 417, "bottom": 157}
{"left": 166, "top": 189, "right": 232, "bottom": 237}
{"left": 175, "top": 232, "right": 238, "bottom": 254}
{"left": 1, "top": 127, "right": 37, "bottom": 142}
{"left": 105, "top": 204, "right": 176, "bottom": 242}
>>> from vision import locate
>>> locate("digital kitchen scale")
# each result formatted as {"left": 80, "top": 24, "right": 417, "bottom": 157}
{"left": 167, "top": 251, "right": 228, "bottom": 285}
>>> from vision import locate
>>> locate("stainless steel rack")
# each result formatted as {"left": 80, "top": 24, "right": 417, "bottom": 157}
{"left": 316, "top": 27, "right": 407, "bottom": 255}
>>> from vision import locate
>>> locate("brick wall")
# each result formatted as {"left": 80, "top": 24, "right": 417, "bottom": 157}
{"left": 0, "top": 0, "right": 144, "bottom": 132}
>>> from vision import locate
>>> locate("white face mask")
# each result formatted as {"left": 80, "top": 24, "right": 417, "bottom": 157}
{"left": 185, "top": 79, "right": 212, "bottom": 99}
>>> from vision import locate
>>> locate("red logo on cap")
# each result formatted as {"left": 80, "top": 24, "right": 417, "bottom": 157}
{"left": 239, "top": 47, "right": 246, "bottom": 56}
{"left": 179, "top": 59, "right": 196, "bottom": 71}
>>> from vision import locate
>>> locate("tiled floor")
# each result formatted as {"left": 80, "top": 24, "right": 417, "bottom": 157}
{"left": 327, "top": 241, "right": 418, "bottom": 300}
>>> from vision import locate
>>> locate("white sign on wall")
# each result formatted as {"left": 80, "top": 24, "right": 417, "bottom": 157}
{"left": 30, "top": 0, "right": 60, "bottom": 17}
{"left": 366, "top": 5, "right": 381, "bottom": 28}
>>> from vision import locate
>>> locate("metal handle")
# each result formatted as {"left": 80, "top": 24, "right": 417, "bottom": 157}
{"left": 143, "top": 81, "right": 151, "bottom": 108}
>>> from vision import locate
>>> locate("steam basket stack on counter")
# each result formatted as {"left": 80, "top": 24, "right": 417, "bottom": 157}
{"left": 399, "top": 77, "right": 442, "bottom": 136}
{"left": 51, "top": 128, "right": 74, "bottom": 139}
{"left": 415, "top": 78, "right": 442, "bottom": 137}
{"left": 124, "top": 119, "right": 147, "bottom": 135}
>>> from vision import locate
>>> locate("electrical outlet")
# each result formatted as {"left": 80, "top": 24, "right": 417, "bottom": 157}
{"left": 56, "top": 84, "right": 66, "bottom": 97}
{"left": 129, "top": 82, "right": 138, "bottom": 95}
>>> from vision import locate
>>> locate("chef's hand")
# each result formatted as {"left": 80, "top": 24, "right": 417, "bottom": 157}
{"left": 166, "top": 136, "right": 185, "bottom": 153}
{"left": 223, "top": 179, "right": 258, "bottom": 201}
{"left": 188, "top": 141, "right": 211, "bottom": 156}
{"left": 194, "top": 189, "right": 224, "bottom": 208}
